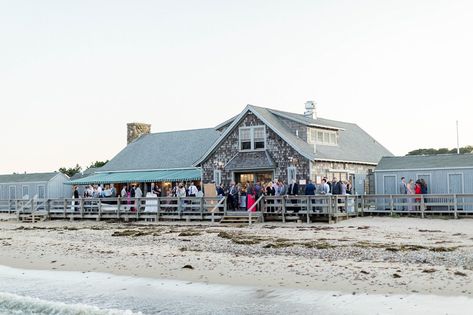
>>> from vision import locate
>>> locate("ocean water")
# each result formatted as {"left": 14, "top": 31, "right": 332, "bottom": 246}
{"left": 0, "top": 265, "right": 472, "bottom": 315}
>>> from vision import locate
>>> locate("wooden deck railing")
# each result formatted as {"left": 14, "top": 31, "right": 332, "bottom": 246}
{"left": 1, "top": 194, "right": 473, "bottom": 222}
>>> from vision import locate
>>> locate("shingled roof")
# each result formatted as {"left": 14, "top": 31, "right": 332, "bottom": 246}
{"left": 196, "top": 105, "right": 392, "bottom": 166}
{"left": 376, "top": 154, "right": 473, "bottom": 171}
{"left": 0, "top": 172, "right": 62, "bottom": 183}
{"left": 98, "top": 128, "right": 221, "bottom": 172}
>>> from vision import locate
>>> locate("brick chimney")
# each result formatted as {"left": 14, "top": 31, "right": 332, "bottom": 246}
{"left": 127, "top": 122, "right": 151, "bottom": 144}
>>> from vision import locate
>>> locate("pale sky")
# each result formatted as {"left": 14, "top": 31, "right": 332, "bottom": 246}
{"left": 1, "top": 0, "right": 472, "bottom": 174}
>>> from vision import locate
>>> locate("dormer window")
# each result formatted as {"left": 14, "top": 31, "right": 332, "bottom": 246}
{"left": 309, "top": 128, "right": 338, "bottom": 146}
{"left": 239, "top": 126, "right": 266, "bottom": 151}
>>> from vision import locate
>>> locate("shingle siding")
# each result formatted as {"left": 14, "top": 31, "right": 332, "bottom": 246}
{"left": 201, "top": 113, "right": 310, "bottom": 185}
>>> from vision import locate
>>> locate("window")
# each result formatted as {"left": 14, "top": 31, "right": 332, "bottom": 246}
{"left": 287, "top": 166, "right": 297, "bottom": 184}
{"left": 213, "top": 170, "right": 222, "bottom": 185}
{"left": 309, "top": 128, "right": 338, "bottom": 146}
{"left": 9, "top": 186, "right": 16, "bottom": 200}
{"left": 38, "top": 185, "right": 45, "bottom": 199}
{"left": 239, "top": 126, "right": 266, "bottom": 151}
{"left": 22, "top": 186, "right": 29, "bottom": 198}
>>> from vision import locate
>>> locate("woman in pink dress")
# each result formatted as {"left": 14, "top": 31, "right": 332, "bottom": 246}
{"left": 246, "top": 182, "right": 256, "bottom": 212}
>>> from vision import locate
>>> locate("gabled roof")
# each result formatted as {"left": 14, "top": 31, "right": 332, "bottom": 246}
{"left": 195, "top": 105, "right": 392, "bottom": 166}
{"left": 225, "top": 151, "right": 276, "bottom": 171}
{"left": 0, "top": 172, "right": 62, "bottom": 184}
{"left": 376, "top": 154, "right": 473, "bottom": 171}
{"left": 98, "top": 128, "right": 221, "bottom": 172}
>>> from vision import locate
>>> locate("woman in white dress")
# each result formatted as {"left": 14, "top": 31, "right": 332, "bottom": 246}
{"left": 406, "top": 179, "right": 415, "bottom": 211}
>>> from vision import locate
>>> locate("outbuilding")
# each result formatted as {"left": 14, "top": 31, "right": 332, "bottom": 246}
{"left": 375, "top": 154, "right": 473, "bottom": 195}
{"left": 0, "top": 172, "right": 70, "bottom": 200}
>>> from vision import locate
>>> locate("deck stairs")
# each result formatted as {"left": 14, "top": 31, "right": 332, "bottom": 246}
{"left": 219, "top": 212, "right": 262, "bottom": 225}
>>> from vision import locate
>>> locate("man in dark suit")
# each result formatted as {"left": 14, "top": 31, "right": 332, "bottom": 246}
{"left": 288, "top": 180, "right": 299, "bottom": 213}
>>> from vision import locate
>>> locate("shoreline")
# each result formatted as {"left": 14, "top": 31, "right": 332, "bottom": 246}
{"left": 1, "top": 215, "right": 473, "bottom": 296}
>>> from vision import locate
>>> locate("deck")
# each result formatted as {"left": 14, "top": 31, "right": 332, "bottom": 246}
{"left": 1, "top": 194, "right": 473, "bottom": 224}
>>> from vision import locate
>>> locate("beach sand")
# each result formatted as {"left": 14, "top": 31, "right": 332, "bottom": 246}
{"left": 1, "top": 215, "right": 473, "bottom": 297}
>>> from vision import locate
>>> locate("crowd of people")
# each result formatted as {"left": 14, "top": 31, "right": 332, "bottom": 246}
{"left": 72, "top": 177, "right": 354, "bottom": 212}
{"left": 399, "top": 177, "right": 429, "bottom": 210}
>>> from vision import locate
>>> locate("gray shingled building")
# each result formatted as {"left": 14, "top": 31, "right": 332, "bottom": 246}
{"left": 71, "top": 103, "right": 392, "bottom": 195}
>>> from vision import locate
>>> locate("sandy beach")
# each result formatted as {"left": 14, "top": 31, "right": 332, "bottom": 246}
{"left": 1, "top": 215, "right": 473, "bottom": 297}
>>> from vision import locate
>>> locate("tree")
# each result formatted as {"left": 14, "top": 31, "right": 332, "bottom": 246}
{"left": 59, "top": 164, "right": 82, "bottom": 177}
{"left": 406, "top": 146, "right": 473, "bottom": 156}
{"left": 88, "top": 160, "right": 109, "bottom": 169}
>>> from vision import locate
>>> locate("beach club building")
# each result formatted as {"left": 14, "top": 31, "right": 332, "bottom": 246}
{"left": 70, "top": 103, "right": 392, "bottom": 194}
{"left": 0, "top": 172, "right": 69, "bottom": 200}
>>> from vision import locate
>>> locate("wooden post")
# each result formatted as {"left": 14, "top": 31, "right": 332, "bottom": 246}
{"left": 97, "top": 199, "right": 102, "bottom": 221}
{"left": 306, "top": 196, "right": 310, "bottom": 224}
{"left": 80, "top": 198, "right": 84, "bottom": 219}
{"left": 420, "top": 195, "right": 425, "bottom": 219}
{"left": 360, "top": 195, "right": 365, "bottom": 217}
{"left": 177, "top": 196, "right": 181, "bottom": 218}
{"left": 260, "top": 197, "right": 265, "bottom": 223}
{"left": 117, "top": 197, "right": 121, "bottom": 219}
{"left": 389, "top": 195, "right": 394, "bottom": 216}
{"left": 63, "top": 199, "right": 67, "bottom": 219}
{"left": 281, "top": 196, "right": 286, "bottom": 223}
{"left": 46, "top": 199, "right": 51, "bottom": 220}
{"left": 453, "top": 194, "right": 458, "bottom": 219}
{"left": 157, "top": 197, "right": 161, "bottom": 222}
{"left": 136, "top": 198, "right": 140, "bottom": 220}
{"left": 223, "top": 197, "right": 228, "bottom": 216}
{"left": 199, "top": 198, "right": 204, "bottom": 220}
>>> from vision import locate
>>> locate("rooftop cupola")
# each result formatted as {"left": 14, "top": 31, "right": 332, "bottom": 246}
{"left": 304, "top": 100, "right": 317, "bottom": 120}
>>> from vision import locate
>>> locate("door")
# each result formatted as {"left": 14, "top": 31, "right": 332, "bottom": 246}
{"left": 449, "top": 174, "right": 463, "bottom": 210}
{"left": 383, "top": 175, "right": 396, "bottom": 209}
{"left": 448, "top": 174, "right": 463, "bottom": 194}
{"left": 9, "top": 186, "right": 16, "bottom": 200}
{"left": 383, "top": 176, "right": 396, "bottom": 194}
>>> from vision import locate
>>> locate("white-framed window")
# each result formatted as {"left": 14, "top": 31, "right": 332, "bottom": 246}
{"left": 309, "top": 128, "right": 338, "bottom": 146}
{"left": 287, "top": 166, "right": 297, "bottom": 184}
{"left": 213, "top": 170, "right": 222, "bottom": 185}
{"left": 239, "top": 126, "right": 266, "bottom": 151}
{"left": 38, "top": 185, "right": 45, "bottom": 199}
{"left": 22, "top": 185, "right": 29, "bottom": 198}
{"left": 9, "top": 186, "right": 16, "bottom": 200}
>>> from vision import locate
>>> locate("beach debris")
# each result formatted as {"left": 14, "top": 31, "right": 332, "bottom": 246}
{"left": 454, "top": 271, "right": 467, "bottom": 277}
{"left": 393, "top": 273, "right": 402, "bottom": 278}
{"left": 418, "top": 229, "right": 442, "bottom": 233}
{"left": 178, "top": 230, "right": 201, "bottom": 237}
{"left": 182, "top": 265, "right": 194, "bottom": 270}
{"left": 360, "top": 270, "right": 370, "bottom": 275}
{"left": 357, "top": 226, "right": 370, "bottom": 230}
{"left": 422, "top": 268, "right": 437, "bottom": 273}
{"left": 430, "top": 246, "right": 458, "bottom": 252}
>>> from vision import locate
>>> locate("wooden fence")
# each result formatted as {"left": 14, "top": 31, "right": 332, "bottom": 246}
{"left": 1, "top": 194, "right": 473, "bottom": 222}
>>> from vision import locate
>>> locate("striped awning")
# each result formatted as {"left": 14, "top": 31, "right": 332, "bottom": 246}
{"left": 68, "top": 168, "right": 202, "bottom": 185}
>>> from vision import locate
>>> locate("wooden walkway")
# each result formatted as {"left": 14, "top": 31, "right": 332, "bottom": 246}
{"left": 1, "top": 194, "right": 473, "bottom": 224}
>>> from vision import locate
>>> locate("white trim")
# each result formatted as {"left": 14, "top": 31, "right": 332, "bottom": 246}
{"left": 375, "top": 166, "right": 473, "bottom": 172}
{"left": 21, "top": 185, "right": 29, "bottom": 198}
{"left": 8, "top": 185, "right": 16, "bottom": 200}
{"left": 213, "top": 170, "right": 222, "bottom": 185}
{"left": 382, "top": 174, "right": 397, "bottom": 194}
{"left": 268, "top": 109, "right": 345, "bottom": 131}
{"left": 37, "top": 184, "right": 46, "bottom": 199}
{"left": 96, "top": 167, "right": 202, "bottom": 174}
{"left": 447, "top": 172, "right": 464, "bottom": 194}
{"left": 238, "top": 125, "right": 266, "bottom": 152}
{"left": 315, "top": 158, "right": 378, "bottom": 166}
{"left": 328, "top": 169, "right": 357, "bottom": 174}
